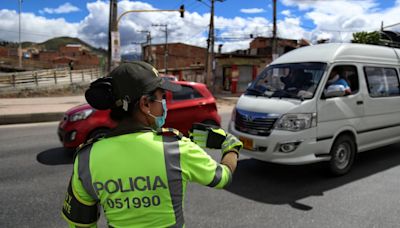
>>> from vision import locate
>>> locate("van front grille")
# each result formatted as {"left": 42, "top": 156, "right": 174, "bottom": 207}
{"left": 235, "top": 109, "right": 279, "bottom": 136}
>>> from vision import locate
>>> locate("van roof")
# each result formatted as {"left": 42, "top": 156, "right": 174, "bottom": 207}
{"left": 271, "top": 43, "right": 400, "bottom": 66}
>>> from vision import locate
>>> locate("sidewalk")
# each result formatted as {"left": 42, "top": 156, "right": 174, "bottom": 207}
{"left": 0, "top": 94, "right": 239, "bottom": 125}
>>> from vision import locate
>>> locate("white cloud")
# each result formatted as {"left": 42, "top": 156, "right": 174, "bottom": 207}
{"left": 282, "top": 0, "right": 400, "bottom": 43}
{"left": 0, "top": 9, "right": 78, "bottom": 43}
{"left": 240, "top": 8, "right": 266, "bottom": 14}
{"left": 40, "top": 2, "right": 80, "bottom": 14}
{"left": 281, "top": 10, "right": 291, "bottom": 17}
{"left": 2, "top": 0, "right": 400, "bottom": 55}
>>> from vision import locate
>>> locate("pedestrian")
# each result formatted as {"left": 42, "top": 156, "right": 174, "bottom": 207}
{"left": 61, "top": 61, "right": 243, "bottom": 227}
{"left": 69, "top": 60, "right": 74, "bottom": 70}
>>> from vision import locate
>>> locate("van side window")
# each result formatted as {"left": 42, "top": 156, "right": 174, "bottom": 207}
{"left": 326, "top": 65, "right": 358, "bottom": 94}
{"left": 364, "top": 67, "right": 400, "bottom": 97}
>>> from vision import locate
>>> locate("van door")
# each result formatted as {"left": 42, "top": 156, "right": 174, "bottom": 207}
{"left": 317, "top": 65, "right": 365, "bottom": 145}
{"left": 358, "top": 66, "right": 400, "bottom": 150}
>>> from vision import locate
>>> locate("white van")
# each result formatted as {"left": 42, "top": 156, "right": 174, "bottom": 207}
{"left": 228, "top": 43, "right": 400, "bottom": 175}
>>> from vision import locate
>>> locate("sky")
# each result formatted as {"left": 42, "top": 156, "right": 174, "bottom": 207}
{"left": 1, "top": 0, "right": 400, "bottom": 54}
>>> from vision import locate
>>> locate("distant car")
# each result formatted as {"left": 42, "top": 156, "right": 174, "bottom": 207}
{"left": 161, "top": 74, "right": 179, "bottom": 81}
{"left": 58, "top": 81, "right": 221, "bottom": 148}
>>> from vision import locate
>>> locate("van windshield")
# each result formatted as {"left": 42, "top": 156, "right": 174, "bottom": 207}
{"left": 246, "top": 62, "right": 326, "bottom": 100}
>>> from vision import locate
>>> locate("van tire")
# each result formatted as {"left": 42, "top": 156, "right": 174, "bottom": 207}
{"left": 328, "top": 135, "right": 356, "bottom": 176}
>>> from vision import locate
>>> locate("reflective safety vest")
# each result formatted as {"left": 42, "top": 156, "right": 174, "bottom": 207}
{"left": 62, "top": 130, "right": 232, "bottom": 228}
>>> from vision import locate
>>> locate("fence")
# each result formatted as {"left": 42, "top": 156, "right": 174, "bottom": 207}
{"left": 0, "top": 67, "right": 104, "bottom": 93}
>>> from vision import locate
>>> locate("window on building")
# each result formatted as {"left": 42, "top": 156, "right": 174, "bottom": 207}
{"left": 172, "top": 85, "right": 203, "bottom": 101}
{"left": 364, "top": 67, "right": 400, "bottom": 97}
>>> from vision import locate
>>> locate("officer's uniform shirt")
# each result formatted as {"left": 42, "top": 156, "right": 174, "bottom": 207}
{"left": 62, "top": 124, "right": 232, "bottom": 228}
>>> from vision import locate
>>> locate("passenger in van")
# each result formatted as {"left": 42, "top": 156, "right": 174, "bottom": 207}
{"left": 326, "top": 69, "right": 352, "bottom": 95}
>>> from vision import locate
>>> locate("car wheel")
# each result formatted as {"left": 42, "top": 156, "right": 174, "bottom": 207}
{"left": 202, "top": 120, "right": 219, "bottom": 127}
{"left": 328, "top": 135, "right": 356, "bottom": 176}
{"left": 88, "top": 128, "right": 110, "bottom": 141}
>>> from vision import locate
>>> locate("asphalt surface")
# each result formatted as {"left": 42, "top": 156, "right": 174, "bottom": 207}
{"left": 2, "top": 110, "right": 400, "bottom": 227}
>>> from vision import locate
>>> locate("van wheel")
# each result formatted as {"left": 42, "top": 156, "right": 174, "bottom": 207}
{"left": 88, "top": 128, "right": 109, "bottom": 141}
{"left": 328, "top": 135, "right": 356, "bottom": 176}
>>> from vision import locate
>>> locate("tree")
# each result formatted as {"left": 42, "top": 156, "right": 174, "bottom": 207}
{"left": 352, "top": 31, "right": 381, "bottom": 45}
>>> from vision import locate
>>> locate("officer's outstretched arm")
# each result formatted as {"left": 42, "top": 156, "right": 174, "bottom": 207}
{"left": 186, "top": 123, "right": 243, "bottom": 188}
{"left": 62, "top": 158, "right": 99, "bottom": 228}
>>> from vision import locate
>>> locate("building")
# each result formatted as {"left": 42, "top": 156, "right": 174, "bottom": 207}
{"left": 38, "top": 44, "right": 100, "bottom": 69}
{"left": 142, "top": 43, "right": 206, "bottom": 81}
{"left": 214, "top": 37, "right": 311, "bottom": 93}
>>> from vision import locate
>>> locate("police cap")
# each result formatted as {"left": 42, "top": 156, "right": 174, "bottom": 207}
{"left": 85, "top": 61, "right": 181, "bottom": 110}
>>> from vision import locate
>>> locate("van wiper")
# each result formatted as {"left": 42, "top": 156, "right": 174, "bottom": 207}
{"left": 246, "top": 88, "right": 263, "bottom": 96}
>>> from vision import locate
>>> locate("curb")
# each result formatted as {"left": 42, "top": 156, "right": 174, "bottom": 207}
{"left": 0, "top": 112, "right": 64, "bottom": 125}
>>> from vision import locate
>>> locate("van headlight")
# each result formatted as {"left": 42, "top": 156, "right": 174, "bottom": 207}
{"left": 69, "top": 109, "right": 94, "bottom": 122}
{"left": 274, "top": 113, "right": 317, "bottom": 131}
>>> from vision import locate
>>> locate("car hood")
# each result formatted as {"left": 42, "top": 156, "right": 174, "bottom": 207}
{"left": 236, "top": 94, "right": 315, "bottom": 114}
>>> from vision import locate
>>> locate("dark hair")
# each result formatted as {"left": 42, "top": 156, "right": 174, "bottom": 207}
{"left": 109, "top": 89, "right": 158, "bottom": 122}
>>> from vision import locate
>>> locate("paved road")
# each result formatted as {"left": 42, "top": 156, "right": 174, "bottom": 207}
{"left": 1, "top": 110, "right": 400, "bottom": 227}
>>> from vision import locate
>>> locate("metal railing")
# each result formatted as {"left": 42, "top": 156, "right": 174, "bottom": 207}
{"left": 0, "top": 67, "right": 104, "bottom": 92}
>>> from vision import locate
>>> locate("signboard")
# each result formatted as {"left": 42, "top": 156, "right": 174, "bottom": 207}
{"left": 111, "top": 31, "right": 121, "bottom": 63}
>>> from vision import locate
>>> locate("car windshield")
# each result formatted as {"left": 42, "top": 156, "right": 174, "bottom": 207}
{"left": 246, "top": 62, "right": 326, "bottom": 100}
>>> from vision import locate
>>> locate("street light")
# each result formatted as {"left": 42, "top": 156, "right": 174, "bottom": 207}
{"left": 108, "top": 4, "right": 185, "bottom": 71}
{"left": 18, "top": 0, "right": 22, "bottom": 69}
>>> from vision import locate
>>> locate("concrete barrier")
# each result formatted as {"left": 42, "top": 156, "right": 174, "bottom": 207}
{"left": 0, "top": 112, "right": 64, "bottom": 125}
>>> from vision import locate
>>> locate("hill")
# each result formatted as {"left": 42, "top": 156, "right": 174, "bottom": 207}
{"left": 38, "top": 36, "right": 107, "bottom": 56}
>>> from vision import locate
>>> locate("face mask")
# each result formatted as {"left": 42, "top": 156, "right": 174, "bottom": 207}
{"left": 148, "top": 99, "right": 167, "bottom": 128}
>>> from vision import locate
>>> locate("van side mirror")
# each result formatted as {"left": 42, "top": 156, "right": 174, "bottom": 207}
{"left": 324, "top": 85, "right": 346, "bottom": 98}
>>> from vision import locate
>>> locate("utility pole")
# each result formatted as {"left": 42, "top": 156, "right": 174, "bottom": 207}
{"left": 108, "top": 5, "right": 184, "bottom": 72}
{"left": 142, "top": 31, "right": 152, "bottom": 64}
{"left": 203, "top": 0, "right": 224, "bottom": 88}
{"left": 108, "top": 0, "right": 118, "bottom": 72}
{"left": 136, "top": 30, "right": 151, "bottom": 63}
{"left": 18, "top": 0, "right": 22, "bottom": 69}
{"left": 272, "top": 0, "right": 278, "bottom": 60}
{"left": 152, "top": 24, "right": 168, "bottom": 74}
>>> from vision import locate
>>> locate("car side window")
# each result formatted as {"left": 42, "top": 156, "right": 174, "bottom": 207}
{"left": 172, "top": 85, "right": 203, "bottom": 101}
{"left": 364, "top": 67, "right": 400, "bottom": 97}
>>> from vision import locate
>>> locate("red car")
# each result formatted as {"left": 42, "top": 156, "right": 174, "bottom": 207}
{"left": 58, "top": 81, "right": 221, "bottom": 148}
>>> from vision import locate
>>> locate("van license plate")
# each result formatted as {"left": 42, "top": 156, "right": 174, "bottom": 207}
{"left": 239, "top": 136, "right": 254, "bottom": 150}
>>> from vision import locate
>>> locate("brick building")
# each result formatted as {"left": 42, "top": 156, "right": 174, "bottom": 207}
{"left": 0, "top": 47, "right": 8, "bottom": 57}
{"left": 39, "top": 44, "right": 100, "bottom": 69}
{"left": 142, "top": 43, "right": 206, "bottom": 81}
{"left": 215, "top": 37, "right": 311, "bottom": 93}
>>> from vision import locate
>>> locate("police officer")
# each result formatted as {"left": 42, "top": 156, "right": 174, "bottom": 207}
{"left": 61, "top": 61, "right": 243, "bottom": 227}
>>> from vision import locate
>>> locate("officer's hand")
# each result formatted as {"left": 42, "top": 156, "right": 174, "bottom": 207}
{"left": 221, "top": 133, "right": 243, "bottom": 157}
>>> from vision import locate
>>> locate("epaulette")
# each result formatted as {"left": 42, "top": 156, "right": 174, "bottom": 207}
{"left": 156, "top": 128, "right": 183, "bottom": 140}
{"left": 73, "top": 136, "right": 102, "bottom": 160}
